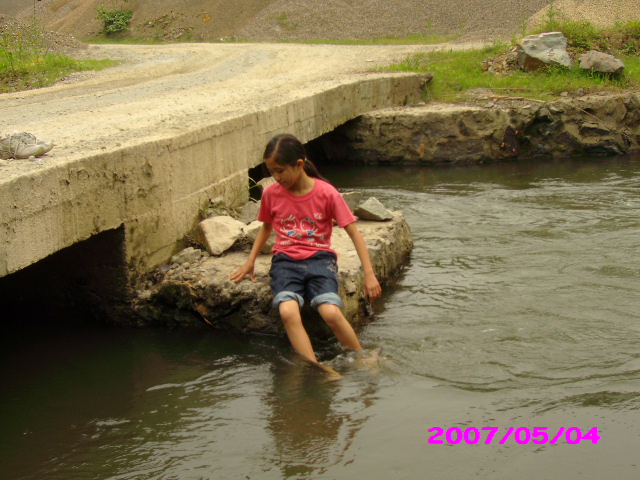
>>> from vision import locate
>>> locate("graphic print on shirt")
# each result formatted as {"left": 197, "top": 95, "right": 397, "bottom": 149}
{"left": 278, "top": 214, "right": 326, "bottom": 247}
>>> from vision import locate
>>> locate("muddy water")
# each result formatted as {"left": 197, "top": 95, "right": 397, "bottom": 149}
{"left": 1, "top": 155, "right": 639, "bottom": 479}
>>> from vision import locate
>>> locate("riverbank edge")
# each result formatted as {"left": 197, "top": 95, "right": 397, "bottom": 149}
{"left": 325, "top": 92, "right": 640, "bottom": 165}
{"left": 132, "top": 212, "right": 413, "bottom": 336}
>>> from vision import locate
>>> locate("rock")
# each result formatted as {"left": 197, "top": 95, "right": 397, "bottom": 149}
{"left": 197, "top": 215, "right": 246, "bottom": 256}
{"left": 342, "top": 191, "right": 363, "bottom": 212}
{"left": 579, "top": 50, "right": 625, "bottom": 75}
{"left": 354, "top": 197, "right": 394, "bottom": 221}
{"left": 243, "top": 220, "right": 275, "bottom": 253}
{"left": 171, "top": 246, "right": 205, "bottom": 265}
{"left": 210, "top": 195, "right": 225, "bottom": 206}
{"left": 517, "top": 32, "right": 572, "bottom": 71}
{"left": 238, "top": 200, "right": 261, "bottom": 224}
{"left": 133, "top": 213, "right": 413, "bottom": 334}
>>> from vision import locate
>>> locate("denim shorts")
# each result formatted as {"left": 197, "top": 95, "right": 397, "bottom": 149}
{"left": 269, "top": 251, "right": 342, "bottom": 310}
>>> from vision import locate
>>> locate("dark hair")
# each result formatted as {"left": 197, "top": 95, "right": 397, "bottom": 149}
{"left": 263, "top": 133, "right": 326, "bottom": 181}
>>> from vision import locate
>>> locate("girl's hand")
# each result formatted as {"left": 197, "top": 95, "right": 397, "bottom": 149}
{"left": 229, "top": 262, "right": 256, "bottom": 283}
{"left": 364, "top": 271, "right": 381, "bottom": 302}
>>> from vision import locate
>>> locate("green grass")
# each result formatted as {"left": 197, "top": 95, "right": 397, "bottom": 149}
{"left": 384, "top": 46, "right": 639, "bottom": 102}
{"left": 0, "top": 51, "right": 115, "bottom": 93}
{"left": 383, "top": 9, "right": 640, "bottom": 104}
{"left": 1, "top": 25, "right": 115, "bottom": 93}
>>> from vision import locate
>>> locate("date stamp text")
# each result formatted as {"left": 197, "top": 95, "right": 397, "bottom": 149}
{"left": 427, "top": 427, "right": 600, "bottom": 445}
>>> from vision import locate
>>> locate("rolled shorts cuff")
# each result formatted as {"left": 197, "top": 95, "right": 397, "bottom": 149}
{"left": 273, "top": 291, "right": 304, "bottom": 309}
{"left": 310, "top": 292, "right": 343, "bottom": 310}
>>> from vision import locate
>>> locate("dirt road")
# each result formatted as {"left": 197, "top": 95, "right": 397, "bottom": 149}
{"left": 1, "top": 41, "right": 478, "bottom": 180}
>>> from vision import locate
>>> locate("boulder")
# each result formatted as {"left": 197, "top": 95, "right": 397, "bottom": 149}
{"left": 133, "top": 213, "right": 413, "bottom": 334}
{"left": 197, "top": 215, "right": 246, "bottom": 256}
{"left": 354, "top": 197, "right": 394, "bottom": 221}
{"left": 579, "top": 50, "right": 625, "bottom": 75}
{"left": 517, "top": 32, "right": 572, "bottom": 71}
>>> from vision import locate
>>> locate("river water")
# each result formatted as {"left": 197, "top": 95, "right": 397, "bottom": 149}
{"left": 1, "top": 155, "right": 639, "bottom": 479}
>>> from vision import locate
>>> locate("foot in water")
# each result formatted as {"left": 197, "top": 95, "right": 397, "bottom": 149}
{"left": 324, "top": 347, "right": 382, "bottom": 374}
{"left": 314, "top": 362, "right": 343, "bottom": 380}
{"left": 289, "top": 352, "right": 343, "bottom": 380}
{"left": 353, "top": 347, "right": 381, "bottom": 373}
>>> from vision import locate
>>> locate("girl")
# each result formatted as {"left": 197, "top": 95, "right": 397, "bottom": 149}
{"left": 229, "top": 133, "right": 381, "bottom": 366}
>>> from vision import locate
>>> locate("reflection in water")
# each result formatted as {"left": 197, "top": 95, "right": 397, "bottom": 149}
{"left": 1, "top": 155, "right": 639, "bottom": 479}
{"left": 266, "top": 359, "right": 343, "bottom": 477}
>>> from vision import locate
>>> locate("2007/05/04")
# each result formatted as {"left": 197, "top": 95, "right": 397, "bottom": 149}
{"left": 428, "top": 427, "right": 601, "bottom": 445}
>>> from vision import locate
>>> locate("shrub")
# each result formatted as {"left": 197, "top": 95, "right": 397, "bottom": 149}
{"left": 97, "top": 7, "right": 133, "bottom": 35}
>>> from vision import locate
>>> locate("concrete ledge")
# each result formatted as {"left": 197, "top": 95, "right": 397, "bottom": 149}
{"left": 132, "top": 212, "right": 413, "bottom": 335}
{"left": 0, "top": 72, "right": 428, "bottom": 281}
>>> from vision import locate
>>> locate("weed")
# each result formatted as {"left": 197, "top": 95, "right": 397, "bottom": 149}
{"left": 97, "top": 7, "right": 133, "bottom": 35}
{"left": 275, "top": 13, "right": 298, "bottom": 32}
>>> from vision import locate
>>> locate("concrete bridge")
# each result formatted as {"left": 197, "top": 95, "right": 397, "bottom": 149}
{"left": 0, "top": 43, "right": 429, "bottom": 318}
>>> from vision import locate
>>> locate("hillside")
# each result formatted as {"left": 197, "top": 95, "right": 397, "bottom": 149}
{"left": 4, "top": 0, "right": 638, "bottom": 44}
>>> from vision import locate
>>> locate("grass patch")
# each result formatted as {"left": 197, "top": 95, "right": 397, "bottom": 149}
{"left": 1, "top": 23, "right": 115, "bottom": 93}
{"left": 385, "top": 45, "right": 639, "bottom": 102}
{"left": 384, "top": 8, "right": 640, "bottom": 104}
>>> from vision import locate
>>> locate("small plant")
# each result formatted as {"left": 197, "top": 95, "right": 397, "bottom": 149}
{"left": 97, "top": 7, "right": 133, "bottom": 35}
{"left": 538, "top": 0, "right": 560, "bottom": 32}
{"left": 619, "top": 20, "right": 640, "bottom": 39}
{"left": 275, "top": 13, "right": 297, "bottom": 32}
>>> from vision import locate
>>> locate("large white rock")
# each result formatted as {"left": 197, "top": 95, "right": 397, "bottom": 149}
{"left": 354, "top": 197, "right": 394, "bottom": 221}
{"left": 517, "top": 32, "right": 572, "bottom": 71}
{"left": 197, "top": 216, "right": 246, "bottom": 256}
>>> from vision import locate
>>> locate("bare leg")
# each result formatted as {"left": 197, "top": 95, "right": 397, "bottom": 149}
{"left": 317, "top": 303, "right": 362, "bottom": 351}
{"left": 279, "top": 300, "right": 317, "bottom": 363}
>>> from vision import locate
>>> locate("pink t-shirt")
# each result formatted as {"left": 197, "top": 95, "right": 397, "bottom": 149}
{"left": 258, "top": 179, "right": 356, "bottom": 260}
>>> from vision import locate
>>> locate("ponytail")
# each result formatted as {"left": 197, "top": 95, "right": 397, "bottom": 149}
{"left": 301, "top": 157, "right": 326, "bottom": 180}
{"left": 263, "top": 134, "right": 327, "bottom": 181}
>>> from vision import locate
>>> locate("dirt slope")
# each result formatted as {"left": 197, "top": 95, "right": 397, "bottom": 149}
{"left": 5, "top": 0, "right": 540, "bottom": 42}
{"left": 5, "top": 0, "right": 640, "bottom": 44}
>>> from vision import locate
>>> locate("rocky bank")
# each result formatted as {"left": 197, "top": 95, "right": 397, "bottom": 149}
{"left": 133, "top": 211, "right": 413, "bottom": 336}
{"left": 320, "top": 92, "right": 640, "bottom": 165}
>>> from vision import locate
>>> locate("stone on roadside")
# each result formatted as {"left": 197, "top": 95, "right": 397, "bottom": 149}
{"left": 517, "top": 32, "right": 572, "bottom": 71}
{"left": 243, "top": 220, "right": 275, "bottom": 253}
{"left": 354, "top": 197, "right": 394, "bottom": 221}
{"left": 197, "top": 215, "right": 246, "bottom": 256}
{"left": 579, "top": 50, "right": 625, "bottom": 75}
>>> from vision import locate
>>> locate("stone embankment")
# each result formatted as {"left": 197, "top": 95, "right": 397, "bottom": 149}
{"left": 330, "top": 93, "right": 640, "bottom": 164}
{"left": 133, "top": 208, "right": 412, "bottom": 337}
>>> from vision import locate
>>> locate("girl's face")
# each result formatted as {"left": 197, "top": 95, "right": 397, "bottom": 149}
{"left": 265, "top": 156, "right": 304, "bottom": 190}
